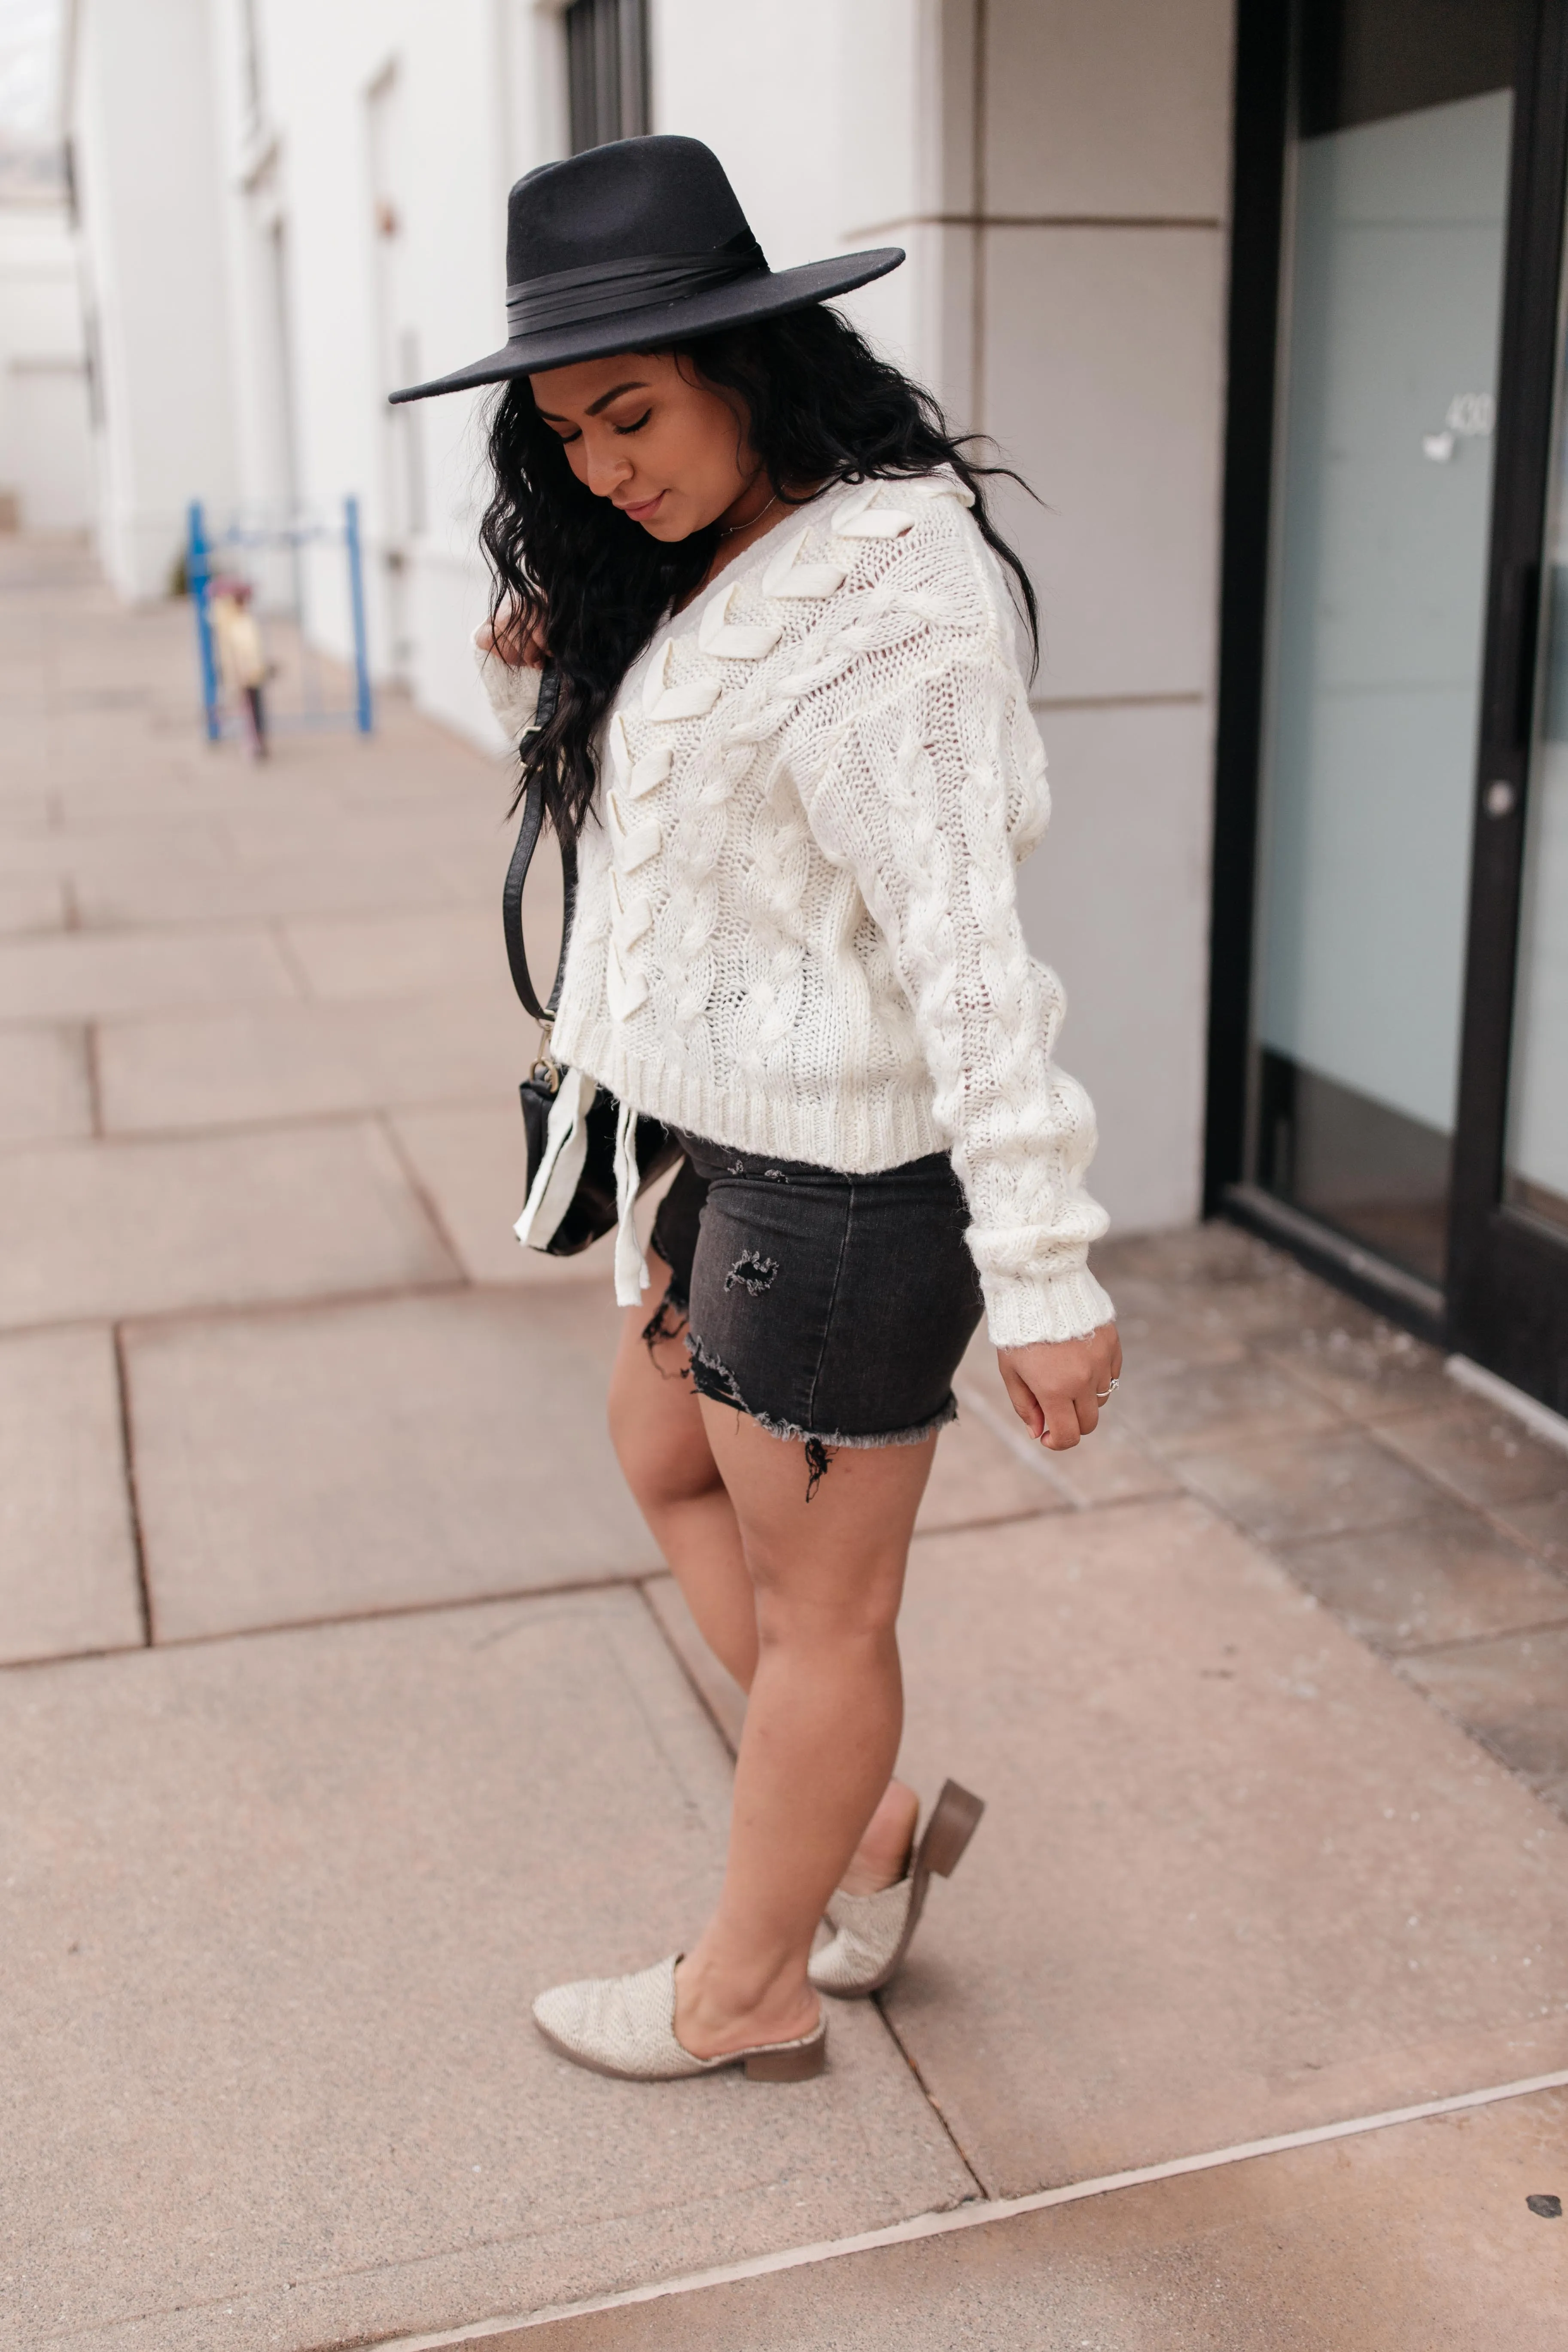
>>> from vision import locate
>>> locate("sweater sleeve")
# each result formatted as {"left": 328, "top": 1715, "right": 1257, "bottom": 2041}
{"left": 802, "top": 654, "right": 1115, "bottom": 1350}
{"left": 472, "top": 626, "right": 544, "bottom": 741}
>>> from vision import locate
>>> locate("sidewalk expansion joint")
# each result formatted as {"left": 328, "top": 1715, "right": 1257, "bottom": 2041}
{"left": 111, "top": 1322, "right": 153, "bottom": 1646}
{"left": 83, "top": 1020, "right": 104, "bottom": 1138}
{"left": 267, "top": 917, "right": 319, "bottom": 1002}
{"left": 359, "top": 2066, "right": 1568, "bottom": 2349}
{"left": 1394, "top": 1608, "right": 1568, "bottom": 1659}
{"left": 634, "top": 1578, "right": 737, "bottom": 1752}
{"left": 58, "top": 1099, "right": 521, "bottom": 1154}
{"left": 870, "top": 1986, "right": 988, "bottom": 2200}
{"left": 377, "top": 1110, "right": 472, "bottom": 1283}
{"left": 0, "top": 1273, "right": 477, "bottom": 1346}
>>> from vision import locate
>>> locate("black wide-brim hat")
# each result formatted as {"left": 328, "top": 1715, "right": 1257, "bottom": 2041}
{"left": 389, "top": 135, "right": 903, "bottom": 403}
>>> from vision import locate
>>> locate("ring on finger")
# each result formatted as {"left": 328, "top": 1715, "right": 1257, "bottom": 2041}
{"left": 1095, "top": 1377, "right": 1120, "bottom": 1403}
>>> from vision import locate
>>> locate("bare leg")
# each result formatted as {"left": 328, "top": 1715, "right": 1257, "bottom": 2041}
{"left": 609, "top": 1260, "right": 921, "bottom": 1893}
{"left": 607, "top": 1252, "right": 759, "bottom": 1688}
{"left": 674, "top": 1405, "right": 936, "bottom": 2057}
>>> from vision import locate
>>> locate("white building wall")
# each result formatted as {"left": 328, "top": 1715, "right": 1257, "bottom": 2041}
{"left": 968, "top": 0, "right": 1233, "bottom": 1233}
{"left": 70, "top": 0, "right": 239, "bottom": 596}
{"left": 650, "top": 1, "right": 967, "bottom": 418}
{"left": 0, "top": 201, "right": 92, "bottom": 530}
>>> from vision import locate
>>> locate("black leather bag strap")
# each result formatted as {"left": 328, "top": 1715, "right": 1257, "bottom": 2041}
{"left": 499, "top": 669, "right": 576, "bottom": 1025}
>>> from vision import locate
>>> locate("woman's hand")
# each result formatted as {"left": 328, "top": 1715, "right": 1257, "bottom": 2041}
{"left": 477, "top": 602, "right": 547, "bottom": 670}
{"left": 998, "top": 1324, "right": 1122, "bottom": 1451}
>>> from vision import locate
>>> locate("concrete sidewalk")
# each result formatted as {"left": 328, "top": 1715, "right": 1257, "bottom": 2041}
{"left": 2, "top": 541, "right": 1565, "bottom": 2351}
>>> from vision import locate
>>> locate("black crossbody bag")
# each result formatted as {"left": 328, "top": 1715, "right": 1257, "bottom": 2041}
{"left": 502, "top": 671, "right": 681, "bottom": 1254}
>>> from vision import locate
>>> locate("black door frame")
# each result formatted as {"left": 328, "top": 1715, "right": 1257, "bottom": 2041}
{"left": 1206, "top": 0, "right": 1568, "bottom": 1408}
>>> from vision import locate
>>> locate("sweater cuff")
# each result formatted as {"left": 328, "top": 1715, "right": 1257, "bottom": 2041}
{"left": 472, "top": 628, "right": 544, "bottom": 741}
{"left": 982, "top": 1263, "right": 1116, "bottom": 1351}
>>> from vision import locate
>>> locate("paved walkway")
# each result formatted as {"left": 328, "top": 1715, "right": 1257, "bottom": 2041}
{"left": 2, "top": 539, "right": 1565, "bottom": 2351}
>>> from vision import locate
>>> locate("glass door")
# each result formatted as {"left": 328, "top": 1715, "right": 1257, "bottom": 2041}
{"left": 1449, "top": 0, "right": 1568, "bottom": 1411}
{"left": 1508, "top": 490, "right": 1568, "bottom": 1241}
{"left": 1215, "top": 0, "right": 1568, "bottom": 1412}
{"left": 1248, "top": 0, "right": 1522, "bottom": 1296}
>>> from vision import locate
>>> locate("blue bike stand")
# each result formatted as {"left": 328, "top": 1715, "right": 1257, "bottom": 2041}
{"left": 186, "top": 496, "right": 375, "bottom": 742}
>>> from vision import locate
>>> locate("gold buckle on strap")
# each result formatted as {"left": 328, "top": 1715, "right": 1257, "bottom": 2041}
{"left": 530, "top": 1022, "right": 562, "bottom": 1094}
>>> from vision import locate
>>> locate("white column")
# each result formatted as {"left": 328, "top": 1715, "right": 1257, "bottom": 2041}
{"left": 969, "top": 0, "right": 1236, "bottom": 1233}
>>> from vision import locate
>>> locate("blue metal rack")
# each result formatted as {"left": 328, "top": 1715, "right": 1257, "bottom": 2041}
{"left": 186, "top": 496, "right": 374, "bottom": 742}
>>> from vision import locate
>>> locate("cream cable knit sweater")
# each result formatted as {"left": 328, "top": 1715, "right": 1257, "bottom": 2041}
{"left": 476, "top": 471, "right": 1113, "bottom": 1349}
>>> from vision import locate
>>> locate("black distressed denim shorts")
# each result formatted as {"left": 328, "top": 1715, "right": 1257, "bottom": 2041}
{"left": 646, "top": 1132, "right": 985, "bottom": 1465}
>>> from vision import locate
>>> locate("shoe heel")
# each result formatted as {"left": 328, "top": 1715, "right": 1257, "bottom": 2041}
{"left": 744, "top": 2031, "right": 826, "bottom": 2083}
{"left": 920, "top": 1779, "right": 985, "bottom": 1878}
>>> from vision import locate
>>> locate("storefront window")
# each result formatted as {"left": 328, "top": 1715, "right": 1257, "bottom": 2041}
{"left": 1250, "top": 0, "right": 1520, "bottom": 1284}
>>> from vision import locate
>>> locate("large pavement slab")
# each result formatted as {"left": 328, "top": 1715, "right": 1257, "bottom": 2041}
{"left": 0, "top": 872, "right": 67, "bottom": 932}
{"left": 280, "top": 904, "right": 512, "bottom": 1001}
{"left": 0, "top": 1022, "right": 91, "bottom": 1148}
{"left": 886, "top": 1499, "right": 1568, "bottom": 2196}
{"left": 0, "top": 922, "right": 298, "bottom": 1020}
{"left": 125, "top": 1286, "right": 661, "bottom": 1641}
{"left": 96, "top": 990, "right": 530, "bottom": 1133}
{"left": 506, "top": 2089, "right": 1568, "bottom": 2349}
{"left": 1279, "top": 1499, "right": 1568, "bottom": 1651}
{"left": 70, "top": 843, "right": 503, "bottom": 929}
{"left": 0, "top": 1590, "right": 972, "bottom": 2352}
{"left": 0, "top": 1120, "right": 457, "bottom": 1329}
{"left": 1400, "top": 1622, "right": 1568, "bottom": 1805}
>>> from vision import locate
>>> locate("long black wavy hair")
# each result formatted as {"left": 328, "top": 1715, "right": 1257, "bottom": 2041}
{"left": 480, "top": 301, "right": 1038, "bottom": 839}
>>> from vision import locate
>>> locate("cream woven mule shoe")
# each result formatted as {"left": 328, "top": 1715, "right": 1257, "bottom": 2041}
{"left": 533, "top": 1955, "right": 827, "bottom": 2082}
{"left": 810, "top": 1780, "right": 985, "bottom": 1999}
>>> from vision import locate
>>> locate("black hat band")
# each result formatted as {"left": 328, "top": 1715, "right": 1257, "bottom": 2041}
{"left": 505, "top": 228, "right": 767, "bottom": 341}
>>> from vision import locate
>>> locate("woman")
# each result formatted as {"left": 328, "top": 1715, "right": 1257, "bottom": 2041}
{"left": 392, "top": 135, "right": 1120, "bottom": 2083}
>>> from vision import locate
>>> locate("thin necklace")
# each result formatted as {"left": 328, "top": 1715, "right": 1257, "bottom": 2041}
{"left": 717, "top": 490, "right": 780, "bottom": 539}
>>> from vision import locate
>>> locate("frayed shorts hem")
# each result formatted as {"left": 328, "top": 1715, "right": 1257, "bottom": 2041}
{"left": 686, "top": 1329, "right": 958, "bottom": 1452}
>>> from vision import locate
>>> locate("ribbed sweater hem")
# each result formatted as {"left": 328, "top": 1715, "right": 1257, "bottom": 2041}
{"left": 555, "top": 1018, "right": 944, "bottom": 1172}
{"left": 983, "top": 1264, "right": 1117, "bottom": 1349}
{"left": 557, "top": 1018, "right": 1115, "bottom": 1346}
